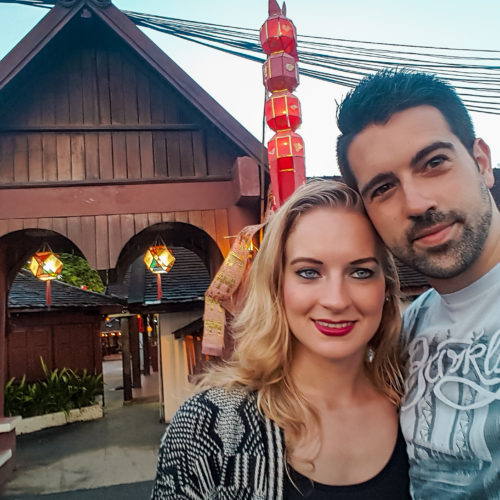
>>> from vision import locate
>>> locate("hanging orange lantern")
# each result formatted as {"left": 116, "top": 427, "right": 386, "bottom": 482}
{"left": 29, "top": 249, "right": 63, "bottom": 306}
{"left": 267, "top": 131, "right": 306, "bottom": 207}
{"left": 264, "top": 90, "right": 302, "bottom": 132}
{"left": 143, "top": 244, "right": 175, "bottom": 300}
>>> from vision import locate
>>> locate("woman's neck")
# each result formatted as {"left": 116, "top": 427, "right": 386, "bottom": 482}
{"left": 290, "top": 348, "right": 374, "bottom": 409}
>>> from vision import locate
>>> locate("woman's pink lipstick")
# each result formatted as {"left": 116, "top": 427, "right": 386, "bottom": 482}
{"left": 314, "top": 320, "right": 354, "bottom": 336}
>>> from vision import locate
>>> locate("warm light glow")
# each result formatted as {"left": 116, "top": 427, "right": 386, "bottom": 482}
{"left": 29, "top": 251, "right": 63, "bottom": 281}
{"left": 146, "top": 325, "right": 153, "bottom": 333}
{"left": 143, "top": 245, "right": 175, "bottom": 274}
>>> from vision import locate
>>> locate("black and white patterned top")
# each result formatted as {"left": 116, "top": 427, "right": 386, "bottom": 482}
{"left": 151, "top": 386, "right": 285, "bottom": 499}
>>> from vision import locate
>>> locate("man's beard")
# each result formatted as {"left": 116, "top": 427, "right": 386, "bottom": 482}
{"left": 390, "top": 183, "right": 492, "bottom": 279}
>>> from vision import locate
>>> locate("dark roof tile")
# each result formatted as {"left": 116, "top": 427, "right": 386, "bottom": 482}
{"left": 9, "top": 269, "right": 123, "bottom": 310}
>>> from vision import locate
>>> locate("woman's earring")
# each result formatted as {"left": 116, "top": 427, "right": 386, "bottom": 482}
{"left": 366, "top": 347, "right": 375, "bottom": 363}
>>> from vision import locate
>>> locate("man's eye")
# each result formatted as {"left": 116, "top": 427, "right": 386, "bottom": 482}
{"left": 351, "top": 268, "right": 374, "bottom": 279}
{"left": 296, "top": 269, "right": 320, "bottom": 280}
{"left": 426, "top": 155, "right": 447, "bottom": 169}
{"left": 371, "top": 183, "right": 393, "bottom": 199}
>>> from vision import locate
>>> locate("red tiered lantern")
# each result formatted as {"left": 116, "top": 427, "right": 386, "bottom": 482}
{"left": 264, "top": 90, "right": 301, "bottom": 131}
{"left": 267, "top": 131, "right": 306, "bottom": 203}
{"left": 261, "top": 0, "right": 305, "bottom": 208}
{"left": 263, "top": 52, "right": 299, "bottom": 92}
{"left": 259, "top": 6, "right": 297, "bottom": 58}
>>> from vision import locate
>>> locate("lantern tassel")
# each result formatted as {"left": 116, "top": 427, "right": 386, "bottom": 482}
{"left": 156, "top": 274, "right": 163, "bottom": 300}
{"left": 46, "top": 280, "right": 52, "bottom": 306}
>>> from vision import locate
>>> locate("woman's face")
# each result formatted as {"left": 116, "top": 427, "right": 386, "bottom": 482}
{"left": 283, "top": 207, "right": 386, "bottom": 366}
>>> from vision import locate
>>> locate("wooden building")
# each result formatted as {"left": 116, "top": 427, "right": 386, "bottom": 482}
{"left": 8, "top": 270, "right": 123, "bottom": 381}
{"left": 0, "top": 0, "right": 266, "bottom": 482}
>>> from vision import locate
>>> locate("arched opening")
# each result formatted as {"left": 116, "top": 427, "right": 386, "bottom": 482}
{"left": 104, "top": 222, "right": 220, "bottom": 418}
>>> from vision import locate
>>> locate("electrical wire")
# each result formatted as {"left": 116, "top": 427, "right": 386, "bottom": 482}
{"left": 1, "top": 0, "right": 500, "bottom": 114}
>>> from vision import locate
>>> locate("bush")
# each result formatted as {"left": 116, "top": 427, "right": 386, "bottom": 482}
{"left": 4, "top": 358, "right": 103, "bottom": 418}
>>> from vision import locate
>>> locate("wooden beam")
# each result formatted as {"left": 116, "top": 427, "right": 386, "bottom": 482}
{"left": 0, "top": 124, "right": 199, "bottom": 132}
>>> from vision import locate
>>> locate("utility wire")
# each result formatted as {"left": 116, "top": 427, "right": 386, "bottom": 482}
{"left": 2, "top": 0, "right": 500, "bottom": 113}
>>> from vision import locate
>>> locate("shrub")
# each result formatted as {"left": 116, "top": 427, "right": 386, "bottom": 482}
{"left": 4, "top": 358, "right": 103, "bottom": 418}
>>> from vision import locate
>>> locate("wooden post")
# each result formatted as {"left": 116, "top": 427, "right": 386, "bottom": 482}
{"left": 120, "top": 317, "right": 132, "bottom": 401}
{"left": 142, "top": 314, "right": 151, "bottom": 376}
{"left": 129, "top": 315, "right": 141, "bottom": 388}
{"left": 0, "top": 246, "right": 7, "bottom": 417}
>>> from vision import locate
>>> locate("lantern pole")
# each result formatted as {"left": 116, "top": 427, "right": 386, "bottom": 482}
{"left": 260, "top": 0, "right": 306, "bottom": 208}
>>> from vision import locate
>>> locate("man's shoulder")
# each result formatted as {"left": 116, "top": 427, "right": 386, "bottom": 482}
{"left": 403, "top": 288, "right": 438, "bottom": 320}
{"left": 401, "top": 288, "right": 439, "bottom": 343}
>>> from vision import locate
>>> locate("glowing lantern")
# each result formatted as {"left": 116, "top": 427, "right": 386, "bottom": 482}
{"left": 259, "top": 5, "right": 297, "bottom": 58}
{"left": 267, "top": 131, "right": 306, "bottom": 207}
{"left": 263, "top": 52, "right": 299, "bottom": 92}
{"left": 264, "top": 90, "right": 301, "bottom": 131}
{"left": 261, "top": 0, "right": 305, "bottom": 208}
{"left": 29, "top": 250, "right": 63, "bottom": 306}
{"left": 143, "top": 244, "right": 175, "bottom": 300}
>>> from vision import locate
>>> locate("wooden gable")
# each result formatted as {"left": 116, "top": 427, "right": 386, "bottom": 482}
{"left": 0, "top": 9, "right": 253, "bottom": 184}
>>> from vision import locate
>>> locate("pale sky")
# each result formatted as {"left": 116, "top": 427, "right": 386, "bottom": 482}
{"left": 0, "top": 0, "right": 499, "bottom": 176}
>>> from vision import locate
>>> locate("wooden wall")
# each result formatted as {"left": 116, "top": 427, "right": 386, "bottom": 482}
{"left": 0, "top": 14, "right": 243, "bottom": 184}
{"left": 0, "top": 209, "right": 230, "bottom": 270}
{"left": 8, "top": 312, "right": 102, "bottom": 381}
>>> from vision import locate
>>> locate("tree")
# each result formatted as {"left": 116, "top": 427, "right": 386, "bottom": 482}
{"left": 58, "top": 253, "right": 104, "bottom": 293}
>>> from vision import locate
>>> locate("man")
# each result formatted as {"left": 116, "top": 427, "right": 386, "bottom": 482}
{"left": 336, "top": 70, "right": 500, "bottom": 499}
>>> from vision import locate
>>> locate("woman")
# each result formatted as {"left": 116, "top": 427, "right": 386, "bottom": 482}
{"left": 151, "top": 180, "right": 410, "bottom": 499}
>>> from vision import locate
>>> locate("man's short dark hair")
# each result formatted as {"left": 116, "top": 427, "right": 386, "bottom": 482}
{"left": 336, "top": 70, "right": 475, "bottom": 189}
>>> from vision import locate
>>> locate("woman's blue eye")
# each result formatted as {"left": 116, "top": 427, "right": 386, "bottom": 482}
{"left": 297, "top": 269, "right": 319, "bottom": 280}
{"left": 351, "top": 268, "right": 373, "bottom": 279}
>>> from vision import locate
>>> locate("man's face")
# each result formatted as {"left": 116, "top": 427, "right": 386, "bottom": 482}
{"left": 347, "top": 105, "right": 493, "bottom": 280}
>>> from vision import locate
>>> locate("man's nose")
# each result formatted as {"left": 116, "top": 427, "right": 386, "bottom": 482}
{"left": 402, "top": 180, "right": 437, "bottom": 218}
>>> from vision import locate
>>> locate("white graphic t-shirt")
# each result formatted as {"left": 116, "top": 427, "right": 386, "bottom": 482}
{"left": 401, "top": 262, "right": 500, "bottom": 500}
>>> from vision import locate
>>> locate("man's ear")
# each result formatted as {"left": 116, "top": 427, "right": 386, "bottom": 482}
{"left": 473, "top": 138, "right": 494, "bottom": 188}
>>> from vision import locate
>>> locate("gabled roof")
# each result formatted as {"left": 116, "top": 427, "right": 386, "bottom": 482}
{"left": 0, "top": 0, "right": 266, "bottom": 165}
{"left": 9, "top": 269, "right": 124, "bottom": 312}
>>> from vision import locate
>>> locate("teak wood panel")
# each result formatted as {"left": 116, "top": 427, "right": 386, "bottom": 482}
{"left": 0, "top": 209, "right": 230, "bottom": 270}
{"left": 0, "top": 130, "right": 208, "bottom": 183}
{"left": 0, "top": 31, "right": 242, "bottom": 183}
{"left": 8, "top": 318, "right": 102, "bottom": 381}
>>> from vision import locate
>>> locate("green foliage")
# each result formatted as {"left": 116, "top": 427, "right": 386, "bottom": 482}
{"left": 58, "top": 252, "right": 104, "bottom": 293}
{"left": 4, "top": 358, "right": 104, "bottom": 418}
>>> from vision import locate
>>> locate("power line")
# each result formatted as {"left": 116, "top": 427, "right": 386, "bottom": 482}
{"left": 2, "top": 0, "right": 500, "bottom": 114}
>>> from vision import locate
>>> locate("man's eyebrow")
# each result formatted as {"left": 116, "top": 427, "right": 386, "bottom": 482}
{"left": 359, "top": 172, "right": 396, "bottom": 199}
{"left": 410, "top": 141, "right": 454, "bottom": 167}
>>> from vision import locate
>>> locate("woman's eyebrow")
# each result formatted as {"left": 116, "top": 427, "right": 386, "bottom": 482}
{"left": 350, "top": 257, "right": 379, "bottom": 265}
{"left": 289, "top": 257, "right": 323, "bottom": 266}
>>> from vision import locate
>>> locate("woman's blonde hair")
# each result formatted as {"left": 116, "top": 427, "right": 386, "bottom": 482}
{"left": 199, "top": 179, "right": 403, "bottom": 451}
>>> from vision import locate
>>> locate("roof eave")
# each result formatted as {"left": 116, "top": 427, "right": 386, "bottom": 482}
{"left": 0, "top": 1, "right": 84, "bottom": 91}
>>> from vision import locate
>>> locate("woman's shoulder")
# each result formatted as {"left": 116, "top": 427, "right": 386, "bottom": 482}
{"left": 177, "top": 386, "right": 257, "bottom": 418}
{"left": 165, "top": 386, "right": 265, "bottom": 455}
